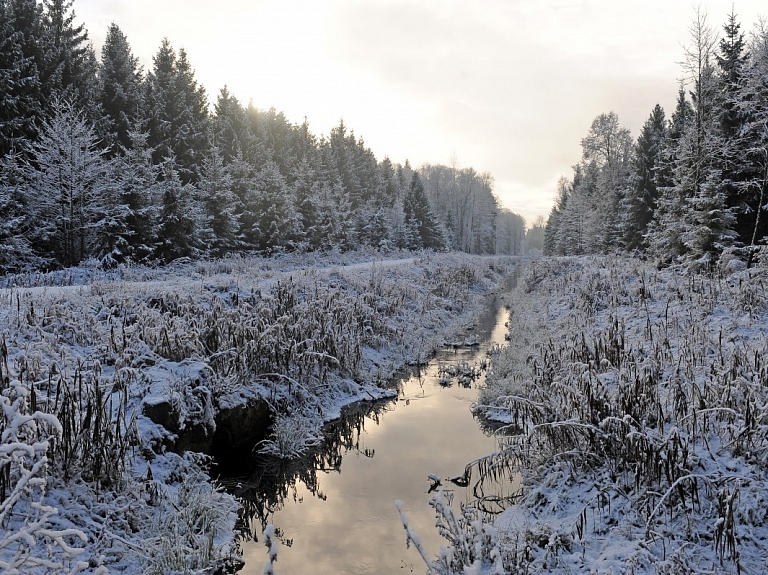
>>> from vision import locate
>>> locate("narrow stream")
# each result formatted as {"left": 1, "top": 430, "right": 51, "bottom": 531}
{"left": 218, "top": 273, "right": 518, "bottom": 574}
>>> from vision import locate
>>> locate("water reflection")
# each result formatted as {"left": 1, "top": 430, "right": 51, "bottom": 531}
{"left": 218, "top": 399, "right": 394, "bottom": 545}
{"left": 218, "top": 267, "right": 522, "bottom": 574}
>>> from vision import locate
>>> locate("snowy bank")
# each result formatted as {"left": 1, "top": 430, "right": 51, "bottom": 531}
{"left": 0, "top": 251, "right": 515, "bottom": 573}
{"left": 412, "top": 255, "right": 768, "bottom": 574}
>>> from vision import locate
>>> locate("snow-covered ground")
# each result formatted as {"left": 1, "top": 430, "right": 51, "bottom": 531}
{"left": 0, "top": 251, "right": 516, "bottom": 574}
{"left": 407, "top": 256, "right": 768, "bottom": 574}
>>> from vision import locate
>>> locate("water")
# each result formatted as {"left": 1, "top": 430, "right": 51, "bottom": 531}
{"left": 220, "top": 279, "right": 518, "bottom": 574}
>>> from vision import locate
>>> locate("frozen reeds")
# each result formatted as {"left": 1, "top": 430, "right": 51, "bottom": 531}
{"left": 0, "top": 251, "right": 515, "bottom": 571}
{"left": 447, "top": 256, "right": 768, "bottom": 573}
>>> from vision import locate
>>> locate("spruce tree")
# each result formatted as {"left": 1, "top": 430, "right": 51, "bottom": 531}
{"left": 20, "top": 98, "right": 109, "bottom": 267}
{"left": 0, "top": 151, "right": 40, "bottom": 271}
{"left": 0, "top": 0, "right": 46, "bottom": 156}
{"left": 106, "top": 129, "right": 158, "bottom": 263}
{"left": 404, "top": 173, "right": 445, "bottom": 250}
{"left": 222, "top": 150, "right": 255, "bottom": 250}
{"left": 145, "top": 39, "right": 208, "bottom": 183}
{"left": 98, "top": 23, "right": 142, "bottom": 153}
{"left": 716, "top": 10, "right": 754, "bottom": 245}
{"left": 213, "top": 86, "right": 254, "bottom": 164}
{"left": 651, "top": 11, "right": 736, "bottom": 265}
{"left": 649, "top": 88, "right": 695, "bottom": 262}
{"left": 731, "top": 21, "right": 768, "bottom": 256}
{"left": 197, "top": 142, "right": 239, "bottom": 256}
{"left": 623, "top": 105, "right": 667, "bottom": 251}
{"left": 41, "top": 0, "right": 99, "bottom": 118}
{"left": 241, "top": 161, "right": 298, "bottom": 252}
{"left": 154, "top": 157, "right": 197, "bottom": 262}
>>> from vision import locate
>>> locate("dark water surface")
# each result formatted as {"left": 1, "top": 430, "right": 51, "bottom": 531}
{"left": 222, "top": 274, "right": 518, "bottom": 574}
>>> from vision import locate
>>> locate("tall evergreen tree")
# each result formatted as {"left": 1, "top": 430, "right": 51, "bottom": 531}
{"left": 213, "top": 86, "right": 255, "bottom": 164}
{"left": 105, "top": 129, "right": 158, "bottom": 263}
{"left": 717, "top": 10, "right": 748, "bottom": 139}
{"left": 154, "top": 157, "right": 197, "bottom": 262}
{"left": 145, "top": 39, "right": 208, "bottom": 183}
{"left": 544, "top": 177, "right": 571, "bottom": 255}
{"left": 623, "top": 105, "right": 667, "bottom": 251}
{"left": 240, "top": 161, "right": 298, "bottom": 252}
{"left": 197, "top": 141, "right": 239, "bottom": 256}
{"left": 98, "top": 23, "right": 142, "bottom": 153}
{"left": 223, "top": 149, "right": 256, "bottom": 249}
{"left": 404, "top": 172, "right": 445, "bottom": 250}
{"left": 145, "top": 37, "right": 175, "bottom": 162}
{"left": 0, "top": 0, "right": 47, "bottom": 156}
{"left": 734, "top": 21, "right": 768, "bottom": 256}
{"left": 41, "top": 0, "right": 99, "bottom": 117}
{"left": 20, "top": 98, "right": 109, "bottom": 267}
{"left": 649, "top": 88, "right": 695, "bottom": 261}
{"left": 0, "top": 150, "right": 40, "bottom": 271}
{"left": 651, "top": 10, "right": 736, "bottom": 265}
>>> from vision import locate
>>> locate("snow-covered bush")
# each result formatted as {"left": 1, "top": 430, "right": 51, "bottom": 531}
{"left": 256, "top": 414, "right": 324, "bottom": 459}
{"left": 0, "top": 378, "right": 91, "bottom": 574}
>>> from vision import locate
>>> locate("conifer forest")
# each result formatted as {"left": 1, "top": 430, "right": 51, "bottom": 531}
{"left": 0, "top": 0, "right": 527, "bottom": 275}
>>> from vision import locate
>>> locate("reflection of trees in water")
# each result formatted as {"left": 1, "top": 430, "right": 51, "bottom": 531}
{"left": 224, "top": 399, "right": 394, "bottom": 547}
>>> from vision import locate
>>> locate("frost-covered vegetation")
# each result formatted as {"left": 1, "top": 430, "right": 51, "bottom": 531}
{"left": 407, "top": 255, "right": 768, "bottom": 573}
{"left": 0, "top": 251, "right": 514, "bottom": 573}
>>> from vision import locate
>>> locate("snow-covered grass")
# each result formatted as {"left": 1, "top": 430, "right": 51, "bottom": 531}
{"left": 411, "top": 255, "right": 768, "bottom": 574}
{"left": 0, "top": 250, "right": 515, "bottom": 573}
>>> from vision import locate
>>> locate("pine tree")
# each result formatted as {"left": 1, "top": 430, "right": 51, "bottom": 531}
{"left": 623, "top": 105, "right": 667, "bottom": 251}
{"left": 41, "top": 0, "right": 99, "bottom": 118}
{"left": 154, "top": 157, "right": 197, "bottom": 262}
{"left": 0, "top": 0, "right": 46, "bottom": 156}
{"left": 197, "top": 141, "right": 239, "bottom": 256}
{"left": 98, "top": 23, "right": 142, "bottom": 153}
{"left": 20, "top": 98, "right": 109, "bottom": 267}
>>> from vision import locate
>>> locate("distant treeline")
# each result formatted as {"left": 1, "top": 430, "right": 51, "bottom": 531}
{"left": 545, "top": 9, "right": 768, "bottom": 267}
{"left": 0, "top": 0, "right": 533, "bottom": 273}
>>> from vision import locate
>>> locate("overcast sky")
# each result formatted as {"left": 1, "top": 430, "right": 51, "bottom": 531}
{"left": 74, "top": 0, "right": 766, "bottom": 225}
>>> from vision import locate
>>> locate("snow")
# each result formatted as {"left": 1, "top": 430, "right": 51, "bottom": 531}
{"left": 410, "top": 255, "right": 768, "bottom": 574}
{"left": 0, "top": 250, "right": 517, "bottom": 573}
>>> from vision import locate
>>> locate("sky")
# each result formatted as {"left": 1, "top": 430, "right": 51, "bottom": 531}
{"left": 73, "top": 0, "right": 767, "bottom": 226}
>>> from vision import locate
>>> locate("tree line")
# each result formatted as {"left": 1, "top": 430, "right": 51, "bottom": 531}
{"left": 544, "top": 9, "right": 768, "bottom": 267}
{"left": 0, "top": 0, "right": 529, "bottom": 273}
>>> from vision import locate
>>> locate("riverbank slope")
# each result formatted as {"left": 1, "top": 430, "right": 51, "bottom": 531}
{"left": 424, "top": 255, "right": 768, "bottom": 573}
{"left": 0, "top": 251, "right": 516, "bottom": 574}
